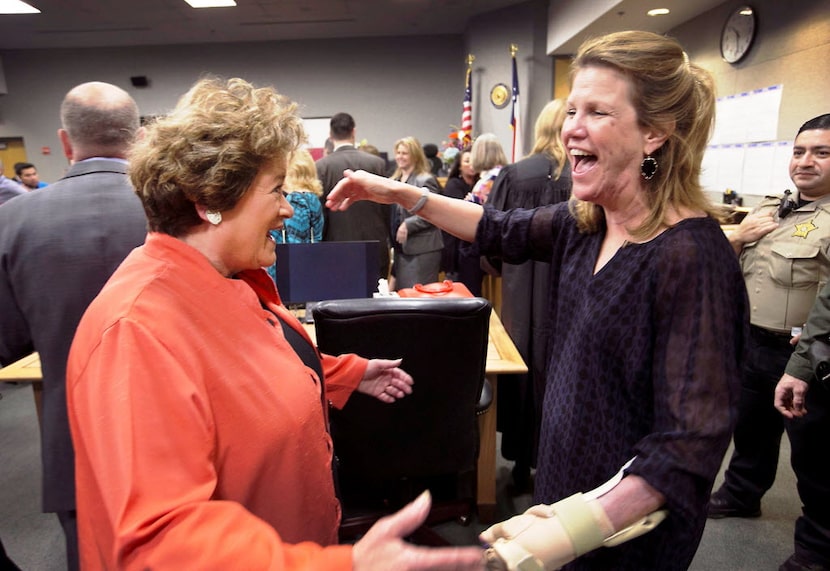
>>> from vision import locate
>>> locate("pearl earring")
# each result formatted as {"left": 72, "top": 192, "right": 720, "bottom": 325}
{"left": 206, "top": 210, "right": 223, "bottom": 225}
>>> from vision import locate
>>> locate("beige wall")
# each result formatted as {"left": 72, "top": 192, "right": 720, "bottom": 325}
{"left": 669, "top": 0, "right": 830, "bottom": 205}
{"left": 675, "top": 0, "right": 830, "bottom": 141}
{"left": 464, "top": 0, "right": 552, "bottom": 157}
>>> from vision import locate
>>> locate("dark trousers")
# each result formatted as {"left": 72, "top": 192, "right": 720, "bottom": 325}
{"left": 787, "top": 381, "right": 830, "bottom": 565}
{"left": 57, "top": 510, "right": 79, "bottom": 571}
{"left": 720, "top": 326, "right": 792, "bottom": 504}
{"left": 721, "top": 326, "right": 830, "bottom": 564}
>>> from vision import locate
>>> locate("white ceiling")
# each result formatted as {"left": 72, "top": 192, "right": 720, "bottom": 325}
{"left": 548, "top": 0, "right": 727, "bottom": 55}
{"left": 0, "top": 0, "right": 727, "bottom": 51}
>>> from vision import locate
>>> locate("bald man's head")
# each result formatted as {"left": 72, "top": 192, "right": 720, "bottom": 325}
{"left": 59, "top": 81, "right": 140, "bottom": 160}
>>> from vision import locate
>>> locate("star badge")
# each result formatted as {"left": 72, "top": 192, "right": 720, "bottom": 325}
{"left": 793, "top": 220, "right": 818, "bottom": 238}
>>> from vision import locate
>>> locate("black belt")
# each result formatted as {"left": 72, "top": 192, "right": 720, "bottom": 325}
{"left": 750, "top": 324, "right": 793, "bottom": 344}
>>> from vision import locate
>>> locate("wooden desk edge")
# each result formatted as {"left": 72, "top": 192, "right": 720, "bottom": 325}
{"left": 487, "top": 312, "right": 527, "bottom": 374}
{"left": 0, "top": 314, "right": 528, "bottom": 380}
{"left": 0, "top": 352, "right": 42, "bottom": 382}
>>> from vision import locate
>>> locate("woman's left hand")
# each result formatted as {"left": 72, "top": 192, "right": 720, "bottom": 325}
{"left": 396, "top": 222, "right": 408, "bottom": 244}
{"left": 358, "top": 358, "right": 414, "bottom": 403}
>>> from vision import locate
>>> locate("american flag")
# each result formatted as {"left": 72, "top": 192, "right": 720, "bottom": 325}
{"left": 510, "top": 45, "right": 523, "bottom": 162}
{"left": 461, "top": 65, "right": 473, "bottom": 146}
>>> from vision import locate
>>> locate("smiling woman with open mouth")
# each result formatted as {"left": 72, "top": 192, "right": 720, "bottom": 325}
{"left": 326, "top": 30, "right": 748, "bottom": 571}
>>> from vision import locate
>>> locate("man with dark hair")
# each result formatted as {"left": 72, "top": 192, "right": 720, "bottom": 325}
{"left": 328, "top": 111, "right": 356, "bottom": 140}
{"left": 0, "top": 82, "right": 147, "bottom": 571}
{"left": 14, "top": 161, "right": 48, "bottom": 190}
{"left": 709, "top": 112, "right": 830, "bottom": 571}
{"left": 315, "top": 112, "right": 391, "bottom": 280}
{"left": 0, "top": 159, "right": 26, "bottom": 205}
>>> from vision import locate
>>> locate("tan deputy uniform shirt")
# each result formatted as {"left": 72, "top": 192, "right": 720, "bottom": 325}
{"left": 741, "top": 193, "right": 830, "bottom": 333}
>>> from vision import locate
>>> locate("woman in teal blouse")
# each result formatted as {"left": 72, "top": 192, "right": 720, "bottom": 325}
{"left": 267, "top": 148, "right": 324, "bottom": 281}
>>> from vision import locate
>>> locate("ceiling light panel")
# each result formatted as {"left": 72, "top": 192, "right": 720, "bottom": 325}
{"left": 184, "top": 0, "right": 236, "bottom": 8}
{"left": 0, "top": 0, "right": 40, "bottom": 14}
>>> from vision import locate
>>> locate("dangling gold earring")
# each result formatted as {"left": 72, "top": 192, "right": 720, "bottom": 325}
{"left": 206, "top": 210, "right": 223, "bottom": 225}
{"left": 640, "top": 155, "right": 658, "bottom": 180}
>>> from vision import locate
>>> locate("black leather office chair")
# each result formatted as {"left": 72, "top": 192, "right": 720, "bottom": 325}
{"left": 313, "top": 296, "right": 492, "bottom": 544}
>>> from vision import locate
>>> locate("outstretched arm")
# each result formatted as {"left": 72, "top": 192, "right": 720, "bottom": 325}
{"left": 327, "top": 169, "right": 484, "bottom": 242}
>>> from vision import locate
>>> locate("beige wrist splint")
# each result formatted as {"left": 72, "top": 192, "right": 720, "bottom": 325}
{"left": 485, "top": 459, "right": 669, "bottom": 570}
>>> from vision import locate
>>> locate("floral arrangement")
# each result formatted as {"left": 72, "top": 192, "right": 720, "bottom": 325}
{"left": 441, "top": 145, "right": 460, "bottom": 169}
{"left": 440, "top": 127, "right": 467, "bottom": 169}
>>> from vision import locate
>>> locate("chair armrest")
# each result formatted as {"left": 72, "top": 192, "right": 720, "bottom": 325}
{"left": 476, "top": 378, "right": 493, "bottom": 416}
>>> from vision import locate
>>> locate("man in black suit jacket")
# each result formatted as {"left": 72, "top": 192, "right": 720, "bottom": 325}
{"left": 0, "top": 82, "right": 147, "bottom": 571}
{"left": 316, "top": 112, "right": 391, "bottom": 281}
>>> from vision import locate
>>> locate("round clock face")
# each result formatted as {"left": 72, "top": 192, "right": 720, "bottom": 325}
{"left": 721, "top": 5, "right": 756, "bottom": 64}
{"left": 490, "top": 83, "right": 510, "bottom": 109}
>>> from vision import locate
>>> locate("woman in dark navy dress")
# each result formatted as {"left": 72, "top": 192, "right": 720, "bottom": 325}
{"left": 440, "top": 145, "right": 477, "bottom": 280}
{"left": 487, "top": 98, "right": 572, "bottom": 493}
{"left": 326, "top": 30, "right": 747, "bottom": 570}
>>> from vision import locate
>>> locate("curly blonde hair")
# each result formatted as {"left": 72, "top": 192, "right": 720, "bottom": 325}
{"left": 568, "top": 31, "right": 721, "bottom": 238}
{"left": 285, "top": 148, "right": 323, "bottom": 197}
{"left": 129, "top": 77, "right": 304, "bottom": 236}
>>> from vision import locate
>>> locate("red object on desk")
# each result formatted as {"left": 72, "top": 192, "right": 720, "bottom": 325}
{"left": 397, "top": 280, "right": 473, "bottom": 298}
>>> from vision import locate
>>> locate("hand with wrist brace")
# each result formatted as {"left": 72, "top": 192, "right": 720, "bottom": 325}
{"left": 480, "top": 461, "right": 668, "bottom": 570}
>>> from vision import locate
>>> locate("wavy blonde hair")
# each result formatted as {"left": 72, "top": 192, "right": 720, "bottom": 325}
{"left": 391, "top": 136, "right": 431, "bottom": 180}
{"left": 529, "top": 98, "right": 568, "bottom": 180}
{"left": 285, "top": 148, "right": 323, "bottom": 196}
{"left": 568, "top": 31, "right": 721, "bottom": 238}
{"left": 129, "top": 77, "right": 304, "bottom": 236}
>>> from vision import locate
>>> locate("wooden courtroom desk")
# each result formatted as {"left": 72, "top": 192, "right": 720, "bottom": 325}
{"left": 477, "top": 311, "right": 527, "bottom": 522}
{"left": 0, "top": 311, "right": 527, "bottom": 523}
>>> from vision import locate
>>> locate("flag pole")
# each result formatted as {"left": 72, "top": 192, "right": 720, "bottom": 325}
{"left": 461, "top": 53, "right": 475, "bottom": 147}
{"left": 510, "top": 44, "right": 523, "bottom": 162}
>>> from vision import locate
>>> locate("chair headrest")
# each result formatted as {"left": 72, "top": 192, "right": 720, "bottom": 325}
{"left": 312, "top": 297, "right": 491, "bottom": 320}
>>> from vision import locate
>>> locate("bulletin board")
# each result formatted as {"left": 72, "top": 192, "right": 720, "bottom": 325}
{"left": 701, "top": 85, "right": 792, "bottom": 198}
{"left": 302, "top": 116, "right": 330, "bottom": 160}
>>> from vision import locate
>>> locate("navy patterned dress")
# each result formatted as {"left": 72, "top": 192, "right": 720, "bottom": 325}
{"left": 476, "top": 203, "right": 748, "bottom": 570}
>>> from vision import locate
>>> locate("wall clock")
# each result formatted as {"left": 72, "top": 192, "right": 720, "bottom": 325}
{"left": 720, "top": 5, "right": 756, "bottom": 64}
{"left": 490, "top": 83, "right": 510, "bottom": 109}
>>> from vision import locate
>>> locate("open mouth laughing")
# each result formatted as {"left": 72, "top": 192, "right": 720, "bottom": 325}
{"left": 570, "top": 148, "right": 597, "bottom": 174}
